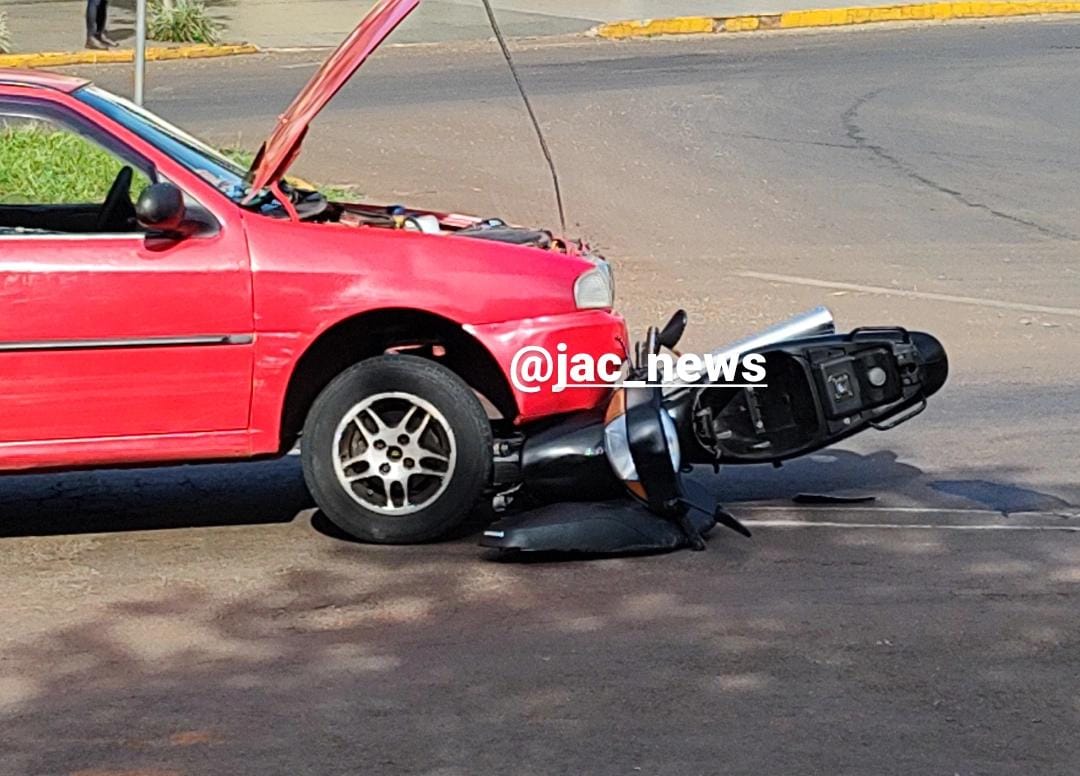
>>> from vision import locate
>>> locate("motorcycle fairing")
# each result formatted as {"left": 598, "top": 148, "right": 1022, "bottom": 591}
{"left": 483, "top": 385, "right": 741, "bottom": 556}
{"left": 480, "top": 480, "right": 718, "bottom": 556}
{"left": 518, "top": 407, "right": 622, "bottom": 503}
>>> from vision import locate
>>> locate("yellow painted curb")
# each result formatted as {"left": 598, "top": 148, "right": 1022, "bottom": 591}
{"left": 596, "top": 16, "right": 718, "bottom": 38}
{"left": 0, "top": 44, "right": 259, "bottom": 70}
{"left": 595, "top": 1, "right": 1080, "bottom": 38}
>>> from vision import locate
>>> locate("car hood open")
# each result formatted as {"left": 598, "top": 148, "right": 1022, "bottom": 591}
{"left": 245, "top": 0, "right": 419, "bottom": 198}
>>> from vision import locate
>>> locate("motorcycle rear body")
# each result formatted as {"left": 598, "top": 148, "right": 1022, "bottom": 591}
{"left": 672, "top": 326, "right": 948, "bottom": 468}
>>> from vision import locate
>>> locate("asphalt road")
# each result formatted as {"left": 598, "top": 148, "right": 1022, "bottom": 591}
{"left": 4, "top": 19, "right": 1080, "bottom": 775}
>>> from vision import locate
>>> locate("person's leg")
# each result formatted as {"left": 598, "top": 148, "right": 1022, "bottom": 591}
{"left": 96, "top": 0, "right": 119, "bottom": 47}
{"left": 86, "top": 0, "right": 107, "bottom": 47}
{"left": 86, "top": 0, "right": 99, "bottom": 38}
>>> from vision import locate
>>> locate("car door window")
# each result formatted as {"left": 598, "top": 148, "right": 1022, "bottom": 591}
{"left": 0, "top": 114, "right": 150, "bottom": 206}
{"left": 0, "top": 103, "right": 153, "bottom": 234}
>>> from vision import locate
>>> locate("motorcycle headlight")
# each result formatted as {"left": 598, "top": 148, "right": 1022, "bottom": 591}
{"left": 574, "top": 262, "right": 614, "bottom": 310}
{"left": 603, "top": 388, "right": 681, "bottom": 497}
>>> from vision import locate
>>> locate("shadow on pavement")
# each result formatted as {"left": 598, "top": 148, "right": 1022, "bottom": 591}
{"left": 0, "top": 447, "right": 1075, "bottom": 540}
{"left": 692, "top": 449, "right": 924, "bottom": 504}
{"left": 930, "top": 479, "right": 1079, "bottom": 517}
{"left": 696, "top": 449, "right": 1079, "bottom": 519}
{"left": 0, "top": 456, "right": 313, "bottom": 538}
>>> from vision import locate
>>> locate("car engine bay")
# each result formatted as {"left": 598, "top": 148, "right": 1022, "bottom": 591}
{"left": 325, "top": 201, "right": 565, "bottom": 250}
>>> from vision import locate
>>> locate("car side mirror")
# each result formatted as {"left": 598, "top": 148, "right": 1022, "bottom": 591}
{"left": 136, "top": 182, "right": 192, "bottom": 237}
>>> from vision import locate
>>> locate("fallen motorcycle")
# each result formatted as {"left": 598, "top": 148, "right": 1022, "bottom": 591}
{"left": 480, "top": 307, "right": 948, "bottom": 556}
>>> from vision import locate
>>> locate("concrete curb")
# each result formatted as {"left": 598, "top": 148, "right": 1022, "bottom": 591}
{"left": 595, "top": 1, "right": 1080, "bottom": 38}
{"left": 0, "top": 44, "right": 259, "bottom": 70}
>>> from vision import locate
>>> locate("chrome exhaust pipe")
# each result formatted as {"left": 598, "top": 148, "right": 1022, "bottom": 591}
{"left": 677, "top": 306, "right": 835, "bottom": 385}
{"left": 708, "top": 306, "right": 835, "bottom": 363}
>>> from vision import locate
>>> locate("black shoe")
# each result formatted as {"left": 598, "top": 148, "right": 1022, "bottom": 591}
{"left": 97, "top": 32, "right": 120, "bottom": 48}
{"left": 86, "top": 36, "right": 108, "bottom": 50}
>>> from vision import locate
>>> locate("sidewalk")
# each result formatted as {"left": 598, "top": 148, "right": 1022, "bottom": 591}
{"left": 1, "top": 0, "right": 863, "bottom": 53}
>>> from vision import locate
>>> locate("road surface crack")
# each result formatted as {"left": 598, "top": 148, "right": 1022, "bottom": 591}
{"left": 841, "top": 89, "right": 1077, "bottom": 241}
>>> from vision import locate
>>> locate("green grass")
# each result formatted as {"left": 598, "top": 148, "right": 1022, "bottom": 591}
{"left": 220, "top": 146, "right": 363, "bottom": 202}
{"left": 0, "top": 125, "right": 150, "bottom": 205}
{"left": 148, "top": 0, "right": 222, "bottom": 45}
{"left": 0, "top": 11, "right": 12, "bottom": 55}
{"left": 0, "top": 128, "right": 362, "bottom": 207}
{"left": 218, "top": 147, "right": 255, "bottom": 169}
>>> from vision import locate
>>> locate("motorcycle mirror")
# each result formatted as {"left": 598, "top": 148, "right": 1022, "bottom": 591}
{"left": 645, "top": 326, "right": 660, "bottom": 359}
{"left": 657, "top": 310, "right": 688, "bottom": 351}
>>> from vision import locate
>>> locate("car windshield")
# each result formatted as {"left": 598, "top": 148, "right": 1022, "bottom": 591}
{"left": 75, "top": 85, "right": 258, "bottom": 203}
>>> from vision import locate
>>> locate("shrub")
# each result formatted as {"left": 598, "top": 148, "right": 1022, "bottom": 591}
{"left": 148, "top": 0, "right": 222, "bottom": 45}
{"left": 0, "top": 12, "right": 12, "bottom": 54}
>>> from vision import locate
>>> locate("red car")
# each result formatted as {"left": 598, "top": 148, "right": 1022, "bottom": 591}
{"left": 0, "top": 0, "right": 947, "bottom": 552}
{"left": 0, "top": 0, "right": 625, "bottom": 543}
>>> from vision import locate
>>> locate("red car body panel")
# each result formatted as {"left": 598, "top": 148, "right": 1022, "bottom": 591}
{"left": 0, "top": 61, "right": 627, "bottom": 472}
{"left": 241, "top": 214, "right": 620, "bottom": 447}
{"left": 465, "top": 310, "right": 628, "bottom": 421}
{"left": 246, "top": 0, "right": 420, "bottom": 196}
{"left": 0, "top": 69, "right": 88, "bottom": 93}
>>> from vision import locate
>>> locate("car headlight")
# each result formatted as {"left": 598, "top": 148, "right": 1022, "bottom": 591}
{"left": 574, "top": 261, "right": 614, "bottom": 310}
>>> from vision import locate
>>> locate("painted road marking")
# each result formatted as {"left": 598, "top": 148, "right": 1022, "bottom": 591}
{"left": 735, "top": 504, "right": 1079, "bottom": 531}
{"left": 733, "top": 504, "right": 1079, "bottom": 530}
{"left": 736, "top": 271, "right": 1080, "bottom": 318}
{"left": 738, "top": 506, "right": 1074, "bottom": 516}
{"left": 740, "top": 520, "right": 1080, "bottom": 531}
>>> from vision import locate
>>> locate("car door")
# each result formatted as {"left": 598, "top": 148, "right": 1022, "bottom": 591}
{"left": 0, "top": 97, "right": 254, "bottom": 449}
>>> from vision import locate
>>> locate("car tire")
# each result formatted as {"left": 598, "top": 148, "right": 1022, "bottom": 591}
{"left": 301, "top": 355, "right": 492, "bottom": 544}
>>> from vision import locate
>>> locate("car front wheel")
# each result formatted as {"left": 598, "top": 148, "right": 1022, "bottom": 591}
{"left": 301, "top": 355, "right": 493, "bottom": 543}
